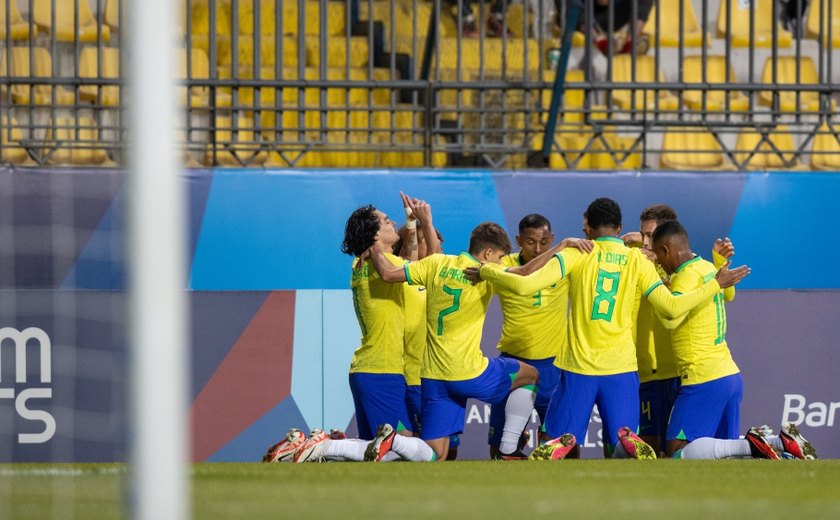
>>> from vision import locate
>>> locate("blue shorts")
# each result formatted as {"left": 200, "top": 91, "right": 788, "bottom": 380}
{"left": 348, "top": 372, "right": 412, "bottom": 440}
{"left": 639, "top": 376, "right": 680, "bottom": 446}
{"left": 488, "top": 354, "right": 559, "bottom": 448}
{"left": 543, "top": 370, "right": 639, "bottom": 450}
{"left": 406, "top": 384, "right": 423, "bottom": 436}
{"left": 666, "top": 373, "right": 743, "bottom": 442}
{"left": 420, "top": 357, "right": 520, "bottom": 441}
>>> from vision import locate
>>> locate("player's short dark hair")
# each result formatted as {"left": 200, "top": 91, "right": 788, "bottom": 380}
{"left": 468, "top": 222, "right": 512, "bottom": 255}
{"left": 518, "top": 214, "right": 552, "bottom": 233}
{"left": 342, "top": 205, "right": 380, "bottom": 257}
{"left": 584, "top": 198, "right": 622, "bottom": 230}
{"left": 640, "top": 204, "right": 678, "bottom": 225}
{"left": 652, "top": 220, "right": 689, "bottom": 244}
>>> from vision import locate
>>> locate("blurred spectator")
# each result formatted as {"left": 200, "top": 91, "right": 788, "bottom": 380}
{"left": 556, "top": 0, "right": 653, "bottom": 54}
{"left": 448, "top": 0, "right": 514, "bottom": 37}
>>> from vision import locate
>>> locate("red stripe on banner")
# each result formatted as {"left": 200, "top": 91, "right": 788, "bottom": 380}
{"left": 190, "top": 290, "right": 295, "bottom": 461}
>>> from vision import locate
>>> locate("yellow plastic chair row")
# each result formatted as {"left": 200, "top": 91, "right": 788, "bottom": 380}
{"left": 805, "top": 0, "right": 840, "bottom": 47}
{"left": 1, "top": 116, "right": 33, "bottom": 165}
{"left": 535, "top": 126, "right": 642, "bottom": 170}
{"left": 0, "top": 0, "right": 36, "bottom": 39}
{"left": 0, "top": 115, "right": 112, "bottom": 166}
{"left": 189, "top": 0, "right": 347, "bottom": 38}
{"left": 32, "top": 0, "right": 111, "bottom": 42}
{"left": 191, "top": 34, "right": 370, "bottom": 69}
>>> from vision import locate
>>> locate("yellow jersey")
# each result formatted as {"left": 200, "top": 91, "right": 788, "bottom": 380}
{"left": 495, "top": 252, "right": 569, "bottom": 360}
{"left": 405, "top": 252, "right": 493, "bottom": 381}
{"left": 349, "top": 253, "right": 407, "bottom": 374}
{"left": 636, "top": 263, "right": 679, "bottom": 382}
{"left": 667, "top": 256, "right": 740, "bottom": 386}
{"left": 480, "top": 237, "right": 722, "bottom": 376}
{"left": 403, "top": 284, "right": 427, "bottom": 386}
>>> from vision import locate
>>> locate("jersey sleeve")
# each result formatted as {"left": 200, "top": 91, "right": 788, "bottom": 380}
{"left": 479, "top": 254, "right": 566, "bottom": 296}
{"left": 712, "top": 249, "right": 736, "bottom": 302}
{"left": 646, "top": 273, "right": 720, "bottom": 319}
{"left": 405, "top": 254, "right": 436, "bottom": 286}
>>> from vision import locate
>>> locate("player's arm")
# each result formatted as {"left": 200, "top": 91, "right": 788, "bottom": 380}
{"left": 712, "top": 237, "right": 736, "bottom": 302}
{"left": 475, "top": 249, "right": 581, "bottom": 295}
{"left": 644, "top": 261, "right": 750, "bottom": 319}
{"left": 506, "top": 237, "right": 593, "bottom": 276}
{"left": 405, "top": 192, "right": 442, "bottom": 256}
{"left": 621, "top": 231, "right": 643, "bottom": 248}
{"left": 368, "top": 246, "right": 409, "bottom": 283}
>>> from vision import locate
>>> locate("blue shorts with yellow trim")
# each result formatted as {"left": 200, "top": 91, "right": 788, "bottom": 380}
{"left": 543, "top": 369, "right": 639, "bottom": 450}
{"left": 420, "top": 356, "right": 520, "bottom": 441}
{"left": 488, "top": 354, "right": 558, "bottom": 448}
{"left": 666, "top": 372, "right": 742, "bottom": 442}
{"left": 348, "top": 372, "right": 412, "bottom": 440}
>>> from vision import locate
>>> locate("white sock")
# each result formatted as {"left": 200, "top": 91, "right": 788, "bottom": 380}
{"left": 391, "top": 434, "right": 436, "bottom": 462}
{"left": 499, "top": 386, "right": 536, "bottom": 454}
{"left": 323, "top": 439, "right": 368, "bottom": 461}
{"left": 675, "top": 437, "right": 752, "bottom": 459}
{"left": 767, "top": 435, "right": 783, "bottom": 451}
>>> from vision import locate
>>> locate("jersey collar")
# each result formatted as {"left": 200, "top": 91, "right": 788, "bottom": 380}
{"left": 674, "top": 254, "right": 701, "bottom": 274}
{"left": 461, "top": 251, "right": 481, "bottom": 264}
{"left": 594, "top": 236, "right": 623, "bottom": 244}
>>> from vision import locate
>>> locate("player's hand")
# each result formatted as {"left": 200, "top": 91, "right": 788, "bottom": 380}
{"left": 640, "top": 247, "right": 657, "bottom": 263}
{"left": 713, "top": 237, "right": 735, "bottom": 259}
{"left": 463, "top": 266, "right": 483, "bottom": 284}
{"left": 715, "top": 261, "right": 750, "bottom": 288}
{"left": 621, "top": 231, "right": 642, "bottom": 247}
{"left": 400, "top": 191, "right": 417, "bottom": 222}
{"left": 560, "top": 237, "right": 594, "bottom": 253}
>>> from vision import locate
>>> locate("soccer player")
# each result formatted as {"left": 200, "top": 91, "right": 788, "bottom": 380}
{"left": 472, "top": 198, "right": 750, "bottom": 459}
{"left": 488, "top": 214, "right": 567, "bottom": 458}
{"left": 650, "top": 221, "right": 816, "bottom": 460}
{"left": 624, "top": 205, "right": 739, "bottom": 455}
{"left": 368, "top": 222, "right": 589, "bottom": 460}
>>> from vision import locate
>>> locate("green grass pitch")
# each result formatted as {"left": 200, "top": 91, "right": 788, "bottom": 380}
{"left": 2, "top": 460, "right": 840, "bottom": 519}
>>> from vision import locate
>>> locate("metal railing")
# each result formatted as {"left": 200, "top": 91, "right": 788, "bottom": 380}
{"left": 0, "top": 0, "right": 838, "bottom": 169}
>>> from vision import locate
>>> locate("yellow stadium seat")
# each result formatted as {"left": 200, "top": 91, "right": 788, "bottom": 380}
{"left": 660, "top": 127, "right": 728, "bottom": 170}
{"left": 0, "top": 47, "right": 75, "bottom": 105}
{"left": 44, "top": 117, "right": 112, "bottom": 165}
{"left": 643, "top": 0, "right": 708, "bottom": 47}
{"left": 805, "top": 0, "right": 840, "bottom": 47}
{"left": 79, "top": 47, "right": 120, "bottom": 106}
{"left": 191, "top": 0, "right": 347, "bottom": 38}
{"left": 33, "top": 0, "right": 111, "bottom": 42}
{"left": 104, "top": 0, "right": 119, "bottom": 30}
{"left": 193, "top": 34, "right": 301, "bottom": 68}
{"left": 610, "top": 55, "right": 679, "bottom": 111}
{"left": 305, "top": 36, "right": 370, "bottom": 68}
{"left": 205, "top": 115, "right": 268, "bottom": 166}
{"left": 734, "top": 126, "right": 801, "bottom": 169}
{"left": 0, "top": 117, "right": 32, "bottom": 165}
{"left": 682, "top": 55, "right": 749, "bottom": 112}
{"left": 429, "top": 37, "right": 542, "bottom": 74}
{"left": 758, "top": 56, "right": 832, "bottom": 112}
{"left": 716, "top": 0, "right": 791, "bottom": 47}
{"left": 176, "top": 48, "right": 232, "bottom": 108}
{"left": 810, "top": 123, "right": 840, "bottom": 170}
{"left": 0, "top": 0, "right": 36, "bottom": 40}
{"left": 590, "top": 130, "right": 643, "bottom": 170}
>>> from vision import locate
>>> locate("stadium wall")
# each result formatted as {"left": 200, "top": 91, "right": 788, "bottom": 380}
{"left": 1, "top": 167, "right": 839, "bottom": 462}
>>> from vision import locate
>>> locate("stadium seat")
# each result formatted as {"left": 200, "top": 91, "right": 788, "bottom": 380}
{"left": 805, "top": 0, "right": 840, "bottom": 47}
{"left": 660, "top": 127, "right": 729, "bottom": 170}
{"left": 0, "top": 46, "right": 75, "bottom": 105}
{"left": 810, "top": 123, "right": 840, "bottom": 170}
{"left": 715, "top": 0, "right": 791, "bottom": 47}
{"left": 79, "top": 47, "right": 120, "bottom": 106}
{"left": 643, "top": 0, "right": 708, "bottom": 47}
{"left": 0, "top": 0, "right": 36, "bottom": 40}
{"left": 428, "top": 37, "right": 542, "bottom": 74}
{"left": 205, "top": 115, "right": 268, "bottom": 166}
{"left": 33, "top": 0, "right": 111, "bottom": 42}
{"left": 590, "top": 130, "right": 642, "bottom": 169}
{"left": 176, "top": 48, "right": 232, "bottom": 108}
{"left": 104, "top": 0, "right": 119, "bottom": 31}
{"left": 609, "top": 55, "right": 679, "bottom": 111}
{"left": 193, "top": 34, "right": 302, "bottom": 68}
{"left": 0, "top": 116, "right": 32, "bottom": 165}
{"left": 190, "top": 0, "right": 347, "bottom": 38}
{"left": 682, "top": 55, "right": 749, "bottom": 112}
{"left": 734, "top": 126, "right": 802, "bottom": 169}
{"left": 758, "top": 56, "right": 832, "bottom": 112}
{"left": 305, "top": 36, "right": 371, "bottom": 68}
{"left": 44, "top": 116, "right": 112, "bottom": 165}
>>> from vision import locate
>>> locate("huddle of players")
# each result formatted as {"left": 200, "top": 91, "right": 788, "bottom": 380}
{"left": 263, "top": 194, "right": 817, "bottom": 463}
